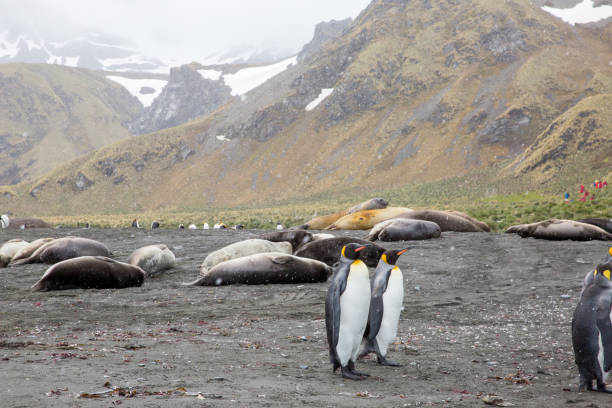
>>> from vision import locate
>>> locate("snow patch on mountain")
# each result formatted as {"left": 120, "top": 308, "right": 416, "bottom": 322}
{"left": 223, "top": 55, "right": 297, "bottom": 96}
{"left": 542, "top": 0, "right": 612, "bottom": 24}
{"left": 198, "top": 69, "right": 222, "bottom": 81}
{"left": 306, "top": 88, "right": 334, "bottom": 111}
{"left": 106, "top": 76, "right": 167, "bottom": 107}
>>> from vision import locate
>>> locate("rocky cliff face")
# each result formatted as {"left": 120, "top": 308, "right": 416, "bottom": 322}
{"left": 136, "top": 64, "right": 232, "bottom": 134}
{"left": 298, "top": 18, "right": 353, "bottom": 61}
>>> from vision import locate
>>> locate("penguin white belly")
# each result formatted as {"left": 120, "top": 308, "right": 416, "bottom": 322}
{"left": 336, "top": 262, "right": 371, "bottom": 365}
{"left": 375, "top": 268, "right": 404, "bottom": 356}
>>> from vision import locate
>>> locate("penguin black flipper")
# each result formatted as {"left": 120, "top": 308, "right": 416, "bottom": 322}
{"left": 365, "top": 268, "right": 391, "bottom": 341}
{"left": 325, "top": 264, "right": 349, "bottom": 352}
{"left": 596, "top": 297, "right": 612, "bottom": 372}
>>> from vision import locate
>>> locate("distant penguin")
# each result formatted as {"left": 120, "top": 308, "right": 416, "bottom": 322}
{"left": 151, "top": 221, "right": 160, "bottom": 229}
{"left": 359, "top": 248, "right": 410, "bottom": 366}
{"left": 234, "top": 224, "right": 244, "bottom": 230}
{"left": 131, "top": 219, "right": 140, "bottom": 228}
{"left": 325, "top": 243, "right": 372, "bottom": 380}
{"left": 1, "top": 214, "right": 9, "bottom": 228}
{"left": 214, "top": 223, "right": 227, "bottom": 229}
{"left": 572, "top": 258, "right": 612, "bottom": 393}
{"left": 188, "top": 223, "right": 197, "bottom": 229}
{"left": 203, "top": 222, "right": 210, "bottom": 230}
{"left": 178, "top": 224, "right": 185, "bottom": 229}
{"left": 83, "top": 223, "right": 90, "bottom": 229}
{"left": 276, "top": 224, "right": 284, "bottom": 230}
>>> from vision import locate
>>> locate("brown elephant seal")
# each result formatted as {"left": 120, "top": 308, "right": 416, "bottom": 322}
{"left": 186, "top": 252, "right": 332, "bottom": 286}
{"left": 127, "top": 244, "right": 175, "bottom": 277}
{"left": 0, "top": 239, "right": 29, "bottom": 267}
{"left": 10, "top": 237, "right": 111, "bottom": 265}
{"left": 366, "top": 218, "right": 441, "bottom": 242}
{"left": 200, "top": 239, "right": 292, "bottom": 275}
{"left": 577, "top": 218, "right": 612, "bottom": 234}
{"left": 2, "top": 216, "right": 51, "bottom": 229}
{"left": 258, "top": 230, "right": 313, "bottom": 251}
{"left": 293, "top": 198, "right": 389, "bottom": 230}
{"left": 447, "top": 210, "right": 490, "bottom": 232}
{"left": 397, "top": 210, "right": 485, "bottom": 232}
{"left": 293, "top": 237, "right": 385, "bottom": 267}
{"left": 31, "top": 256, "right": 145, "bottom": 291}
{"left": 505, "top": 219, "right": 612, "bottom": 241}
{"left": 9, "top": 238, "right": 55, "bottom": 265}
{"left": 325, "top": 207, "right": 413, "bottom": 230}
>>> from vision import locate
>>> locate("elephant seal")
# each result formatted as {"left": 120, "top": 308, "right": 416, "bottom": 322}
{"left": 294, "top": 198, "right": 389, "bottom": 230}
{"left": 397, "top": 210, "right": 486, "bottom": 232}
{"left": 447, "top": 210, "right": 490, "bottom": 232}
{"left": 187, "top": 252, "right": 332, "bottom": 286}
{"left": 258, "top": 230, "right": 313, "bottom": 251}
{"left": 577, "top": 218, "right": 612, "bottom": 234}
{"left": 2, "top": 216, "right": 51, "bottom": 229}
{"left": 0, "top": 239, "right": 29, "bottom": 267}
{"left": 127, "top": 244, "right": 175, "bottom": 277}
{"left": 200, "top": 239, "right": 292, "bottom": 275}
{"left": 293, "top": 237, "right": 385, "bottom": 267}
{"left": 505, "top": 219, "right": 612, "bottom": 241}
{"left": 31, "top": 256, "right": 145, "bottom": 291}
{"left": 10, "top": 237, "right": 111, "bottom": 265}
{"left": 9, "top": 238, "right": 55, "bottom": 265}
{"left": 326, "top": 207, "right": 413, "bottom": 230}
{"left": 366, "top": 218, "right": 441, "bottom": 241}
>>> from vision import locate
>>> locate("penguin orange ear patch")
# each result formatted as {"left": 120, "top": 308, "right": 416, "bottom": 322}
{"left": 605, "top": 270, "right": 611, "bottom": 280}
{"left": 609, "top": 247, "right": 612, "bottom": 257}
{"left": 382, "top": 254, "right": 388, "bottom": 264}
{"left": 341, "top": 246, "right": 346, "bottom": 258}
{"left": 594, "top": 269, "right": 598, "bottom": 276}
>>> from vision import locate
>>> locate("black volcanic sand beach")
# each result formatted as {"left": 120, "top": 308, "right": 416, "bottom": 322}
{"left": 0, "top": 227, "right": 610, "bottom": 407}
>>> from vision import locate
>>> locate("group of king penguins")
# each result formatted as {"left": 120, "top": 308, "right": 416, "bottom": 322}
{"left": 328, "top": 243, "right": 612, "bottom": 389}
{"left": 326, "top": 243, "right": 409, "bottom": 380}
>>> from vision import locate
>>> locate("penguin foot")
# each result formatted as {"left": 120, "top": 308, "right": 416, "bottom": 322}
{"left": 341, "top": 366, "right": 366, "bottom": 380}
{"left": 348, "top": 360, "right": 370, "bottom": 377}
{"left": 595, "top": 384, "right": 612, "bottom": 394}
{"left": 377, "top": 355, "right": 402, "bottom": 367}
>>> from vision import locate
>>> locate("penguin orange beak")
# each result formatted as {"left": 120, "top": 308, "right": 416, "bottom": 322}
{"left": 397, "top": 247, "right": 412, "bottom": 256}
{"left": 354, "top": 246, "right": 366, "bottom": 252}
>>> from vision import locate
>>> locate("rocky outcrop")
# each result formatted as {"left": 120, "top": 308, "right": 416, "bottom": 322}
{"left": 136, "top": 64, "right": 232, "bottom": 134}
{"left": 299, "top": 18, "right": 353, "bottom": 61}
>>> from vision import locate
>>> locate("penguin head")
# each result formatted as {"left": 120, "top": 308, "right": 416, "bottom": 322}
{"left": 341, "top": 243, "right": 368, "bottom": 261}
{"left": 381, "top": 247, "right": 412, "bottom": 266}
{"left": 593, "top": 263, "right": 612, "bottom": 288}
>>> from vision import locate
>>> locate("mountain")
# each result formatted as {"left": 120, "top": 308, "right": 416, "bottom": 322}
{"left": 0, "top": 63, "right": 142, "bottom": 186}
{"left": 2, "top": 0, "right": 612, "bottom": 215}
{"left": 0, "top": 32, "right": 168, "bottom": 73}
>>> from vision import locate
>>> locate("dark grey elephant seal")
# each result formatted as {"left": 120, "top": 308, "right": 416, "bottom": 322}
{"left": 31, "top": 256, "right": 145, "bottom": 291}
{"left": 11, "top": 237, "right": 111, "bottom": 265}
{"left": 366, "top": 218, "right": 441, "bottom": 241}
{"left": 293, "top": 237, "right": 385, "bottom": 267}
{"left": 505, "top": 219, "right": 612, "bottom": 241}
{"left": 577, "top": 218, "right": 612, "bottom": 234}
{"left": 447, "top": 210, "right": 490, "bottom": 232}
{"left": 258, "top": 230, "right": 313, "bottom": 251}
{"left": 127, "top": 244, "right": 175, "bottom": 276}
{"left": 397, "top": 210, "right": 485, "bottom": 232}
{"left": 186, "top": 252, "right": 332, "bottom": 286}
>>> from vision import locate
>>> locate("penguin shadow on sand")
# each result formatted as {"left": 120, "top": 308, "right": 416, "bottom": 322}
{"left": 325, "top": 243, "right": 410, "bottom": 380}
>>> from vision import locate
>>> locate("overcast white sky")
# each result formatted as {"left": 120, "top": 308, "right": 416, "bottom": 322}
{"left": 1, "top": 0, "right": 372, "bottom": 62}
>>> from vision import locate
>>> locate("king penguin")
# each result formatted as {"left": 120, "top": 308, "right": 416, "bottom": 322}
{"left": 582, "top": 247, "right": 612, "bottom": 293}
{"left": 325, "top": 243, "right": 372, "bottom": 380}
{"left": 572, "top": 257, "right": 612, "bottom": 392}
{"left": 359, "top": 248, "right": 410, "bottom": 366}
